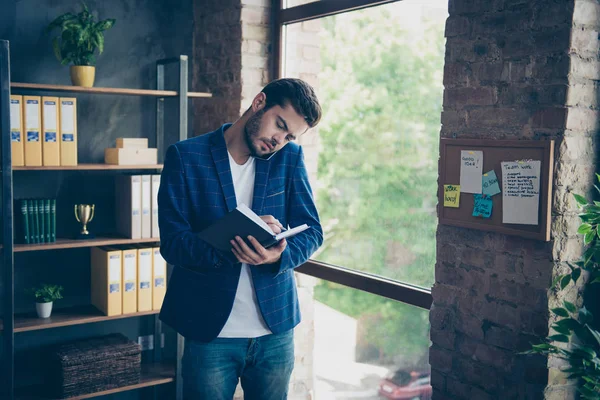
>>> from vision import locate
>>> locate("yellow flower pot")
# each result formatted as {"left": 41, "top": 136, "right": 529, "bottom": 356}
{"left": 70, "top": 65, "right": 96, "bottom": 87}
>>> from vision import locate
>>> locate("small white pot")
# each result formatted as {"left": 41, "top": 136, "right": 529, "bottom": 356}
{"left": 35, "top": 301, "right": 53, "bottom": 318}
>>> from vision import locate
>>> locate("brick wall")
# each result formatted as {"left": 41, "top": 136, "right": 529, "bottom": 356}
{"left": 432, "top": 0, "right": 598, "bottom": 399}
{"left": 192, "top": 2, "right": 317, "bottom": 399}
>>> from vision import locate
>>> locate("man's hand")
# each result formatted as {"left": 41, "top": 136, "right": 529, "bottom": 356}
{"left": 231, "top": 236, "right": 287, "bottom": 265}
{"left": 260, "top": 215, "right": 284, "bottom": 234}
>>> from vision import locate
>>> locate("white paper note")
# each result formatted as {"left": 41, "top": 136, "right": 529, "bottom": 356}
{"left": 26, "top": 101, "right": 39, "bottom": 130}
{"left": 10, "top": 100, "right": 21, "bottom": 130}
{"left": 43, "top": 101, "right": 57, "bottom": 131}
{"left": 124, "top": 255, "right": 136, "bottom": 281}
{"left": 460, "top": 150, "right": 483, "bottom": 193}
{"left": 109, "top": 255, "right": 121, "bottom": 282}
{"left": 61, "top": 101, "right": 74, "bottom": 133}
{"left": 154, "top": 250, "right": 166, "bottom": 276}
{"left": 140, "top": 252, "right": 152, "bottom": 282}
{"left": 501, "top": 160, "right": 541, "bottom": 225}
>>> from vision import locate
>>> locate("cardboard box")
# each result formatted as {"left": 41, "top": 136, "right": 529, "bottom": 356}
{"left": 105, "top": 148, "right": 157, "bottom": 165}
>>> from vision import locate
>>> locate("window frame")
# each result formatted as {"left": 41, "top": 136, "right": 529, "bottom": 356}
{"left": 271, "top": 0, "right": 434, "bottom": 311}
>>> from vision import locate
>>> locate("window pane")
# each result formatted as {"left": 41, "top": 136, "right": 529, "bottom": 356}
{"left": 310, "top": 278, "right": 431, "bottom": 399}
{"left": 283, "top": 0, "right": 447, "bottom": 289}
{"left": 284, "top": 0, "right": 319, "bottom": 9}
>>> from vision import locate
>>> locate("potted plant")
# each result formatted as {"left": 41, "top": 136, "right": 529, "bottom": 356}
{"left": 45, "top": 3, "right": 115, "bottom": 87}
{"left": 27, "top": 283, "right": 64, "bottom": 318}
{"left": 521, "top": 174, "right": 600, "bottom": 399}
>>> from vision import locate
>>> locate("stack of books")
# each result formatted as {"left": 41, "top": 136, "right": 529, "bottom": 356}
{"left": 16, "top": 198, "right": 57, "bottom": 244}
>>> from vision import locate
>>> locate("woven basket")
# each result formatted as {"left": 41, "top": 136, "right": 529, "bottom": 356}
{"left": 48, "top": 333, "right": 141, "bottom": 398}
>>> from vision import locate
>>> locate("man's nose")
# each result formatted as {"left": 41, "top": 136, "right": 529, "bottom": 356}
{"left": 272, "top": 134, "right": 285, "bottom": 145}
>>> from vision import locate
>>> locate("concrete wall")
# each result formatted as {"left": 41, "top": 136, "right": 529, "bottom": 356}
{"left": 0, "top": 1, "right": 192, "bottom": 398}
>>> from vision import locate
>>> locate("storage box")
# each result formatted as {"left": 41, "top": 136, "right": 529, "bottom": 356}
{"left": 48, "top": 333, "right": 141, "bottom": 398}
{"left": 105, "top": 148, "right": 157, "bottom": 165}
{"left": 116, "top": 138, "right": 148, "bottom": 149}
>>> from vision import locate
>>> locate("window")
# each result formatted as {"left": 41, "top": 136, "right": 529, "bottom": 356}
{"left": 312, "top": 279, "right": 430, "bottom": 399}
{"left": 278, "top": 0, "right": 447, "bottom": 291}
{"left": 274, "top": 1, "right": 447, "bottom": 398}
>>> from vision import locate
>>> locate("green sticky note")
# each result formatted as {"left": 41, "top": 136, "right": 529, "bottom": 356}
{"left": 473, "top": 194, "right": 492, "bottom": 218}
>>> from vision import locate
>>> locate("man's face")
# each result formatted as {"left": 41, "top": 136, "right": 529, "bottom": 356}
{"left": 244, "top": 103, "right": 310, "bottom": 158}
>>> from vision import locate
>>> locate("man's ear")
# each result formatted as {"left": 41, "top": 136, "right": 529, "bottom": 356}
{"left": 252, "top": 92, "right": 267, "bottom": 112}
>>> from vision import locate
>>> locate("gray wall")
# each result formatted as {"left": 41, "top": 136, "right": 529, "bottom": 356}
{"left": 1, "top": 1, "right": 193, "bottom": 398}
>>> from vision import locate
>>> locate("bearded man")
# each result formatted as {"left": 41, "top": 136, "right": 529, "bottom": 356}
{"left": 157, "top": 78, "right": 324, "bottom": 400}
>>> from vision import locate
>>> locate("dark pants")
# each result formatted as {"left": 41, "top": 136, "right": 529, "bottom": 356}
{"left": 182, "top": 330, "right": 295, "bottom": 400}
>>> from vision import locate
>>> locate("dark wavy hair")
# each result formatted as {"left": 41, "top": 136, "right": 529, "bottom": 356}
{"left": 260, "top": 78, "right": 322, "bottom": 128}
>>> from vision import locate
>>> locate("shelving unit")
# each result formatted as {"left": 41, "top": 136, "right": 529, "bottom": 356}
{"left": 13, "top": 164, "right": 163, "bottom": 170}
{"left": 0, "top": 41, "right": 197, "bottom": 399}
{"left": 16, "top": 363, "right": 175, "bottom": 400}
{"left": 1, "top": 305, "right": 160, "bottom": 333}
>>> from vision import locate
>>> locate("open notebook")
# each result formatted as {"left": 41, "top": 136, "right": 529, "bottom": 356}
{"left": 197, "top": 204, "right": 309, "bottom": 252}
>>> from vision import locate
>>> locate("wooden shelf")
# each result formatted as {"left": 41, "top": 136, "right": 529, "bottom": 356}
{"left": 16, "top": 362, "right": 174, "bottom": 399}
{"left": 13, "top": 236, "right": 159, "bottom": 253}
{"left": 13, "top": 163, "right": 163, "bottom": 171}
{"left": 0, "top": 305, "right": 160, "bottom": 333}
{"left": 11, "top": 82, "right": 212, "bottom": 98}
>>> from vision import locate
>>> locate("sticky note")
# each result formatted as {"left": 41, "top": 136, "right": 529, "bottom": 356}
{"left": 460, "top": 150, "right": 483, "bottom": 194}
{"left": 472, "top": 194, "right": 493, "bottom": 218}
{"left": 482, "top": 170, "right": 501, "bottom": 196}
{"left": 444, "top": 185, "right": 460, "bottom": 208}
{"left": 501, "top": 160, "right": 541, "bottom": 225}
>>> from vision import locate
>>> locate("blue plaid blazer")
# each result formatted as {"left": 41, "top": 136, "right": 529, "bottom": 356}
{"left": 157, "top": 124, "right": 323, "bottom": 342}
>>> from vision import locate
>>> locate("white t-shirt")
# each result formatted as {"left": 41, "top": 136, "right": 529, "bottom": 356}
{"left": 217, "top": 151, "right": 272, "bottom": 338}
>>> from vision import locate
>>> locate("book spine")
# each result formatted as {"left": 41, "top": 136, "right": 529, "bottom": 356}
{"left": 21, "top": 199, "right": 29, "bottom": 244}
{"left": 39, "top": 198, "right": 45, "bottom": 243}
{"left": 32, "top": 199, "right": 39, "bottom": 243}
{"left": 45, "top": 199, "right": 51, "bottom": 242}
{"left": 27, "top": 199, "right": 34, "bottom": 243}
{"left": 51, "top": 199, "right": 56, "bottom": 242}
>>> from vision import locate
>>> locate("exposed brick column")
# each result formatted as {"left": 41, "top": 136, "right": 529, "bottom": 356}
{"left": 192, "top": 0, "right": 243, "bottom": 135}
{"left": 192, "top": 2, "right": 316, "bottom": 399}
{"left": 431, "top": 0, "right": 597, "bottom": 399}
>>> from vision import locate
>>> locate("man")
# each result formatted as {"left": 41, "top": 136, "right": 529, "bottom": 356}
{"left": 157, "top": 78, "right": 323, "bottom": 399}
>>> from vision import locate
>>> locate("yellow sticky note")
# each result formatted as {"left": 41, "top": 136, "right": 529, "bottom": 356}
{"left": 444, "top": 185, "right": 460, "bottom": 208}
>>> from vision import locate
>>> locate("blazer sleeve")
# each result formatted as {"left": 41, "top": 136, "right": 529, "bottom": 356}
{"left": 275, "top": 146, "right": 324, "bottom": 276}
{"left": 157, "top": 144, "right": 235, "bottom": 271}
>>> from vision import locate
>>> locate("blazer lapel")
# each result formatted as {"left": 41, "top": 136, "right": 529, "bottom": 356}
{"left": 252, "top": 157, "right": 271, "bottom": 216}
{"left": 210, "top": 130, "right": 237, "bottom": 212}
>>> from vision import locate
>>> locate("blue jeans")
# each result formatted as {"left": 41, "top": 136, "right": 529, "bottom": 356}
{"left": 182, "top": 330, "right": 295, "bottom": 400}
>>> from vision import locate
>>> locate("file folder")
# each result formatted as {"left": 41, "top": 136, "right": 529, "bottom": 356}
{"left": 115, "top": 175, "right": 142, "bottom": 239}
{"left": 10, "top": 95, "right": 24, "bottom": 166}
{"left": 120, "top": 247, "right": 138, "bottom": 314}
{"left": 152, "top": 247, "right": 167, "bottom": 310}
{"left": 59, "top": 97, "right": 77, "bottom": 166}
{"left": 91, "top": 247, "right": 122, "bottom": 316}
{"left": 136, "top": 246, "right": 153, "bottom": 312}
{"left": 151, "top": 175, "right": 160, "bottom": 238}
{"left": 23, "top": 96, "right": 42, "bottom": 166}
{"left": 141, "top": 175, "right": 151, "bottom": 238}
{"left": 42, "top": 96, "right": 60, "bottom": 166}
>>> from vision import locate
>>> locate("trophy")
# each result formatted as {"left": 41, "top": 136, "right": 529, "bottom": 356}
{"left": 74, "top": 204, "right": 95, "bottom": 239}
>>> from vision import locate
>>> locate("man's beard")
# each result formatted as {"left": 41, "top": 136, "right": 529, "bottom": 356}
{"left": 244, "top": 108, "right": 269, "bottom": 158}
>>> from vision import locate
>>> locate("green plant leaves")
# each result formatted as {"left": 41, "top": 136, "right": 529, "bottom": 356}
{"left": 45, "top": 4, "right": 114, "bottom": 66}
{"left": 579, "top": 223, "right": 594, "bottom": 234}
{"left": 563, "top": 300, "right": 577, "bottom": 313}
{"left": 552, "top": 307, "right": 570, "bottom": 317}
{"left": 574, "top": 193, "right": 588, "bottom": 206}
{"left": 548, "top": 334, "right": 570, "bottom": 343}
{"left": 579, "top": 307, "right": 594, "bottom": 325}
{"left": 561, "top": 274, "right": 572, "bottom": 289}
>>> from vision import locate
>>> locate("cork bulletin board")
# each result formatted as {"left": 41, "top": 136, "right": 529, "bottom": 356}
{"left": 438, "top": 138, "right": 554, "bottom": 241}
